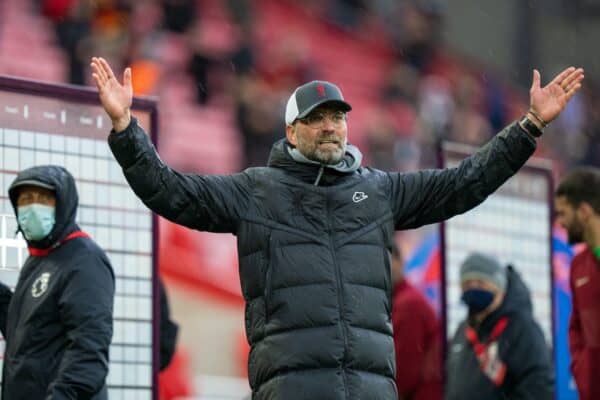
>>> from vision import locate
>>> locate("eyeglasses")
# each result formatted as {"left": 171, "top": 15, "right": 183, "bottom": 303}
{"left": 295, "top": 110, "right": 347, "bottom": 129}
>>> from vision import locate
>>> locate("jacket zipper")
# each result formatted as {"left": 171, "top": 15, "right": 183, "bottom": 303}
{"left": 381, "top": 227, "right": 392, "bottom": 312}
{"left": 326, "top": 195, "right": 349, "bottom": 398}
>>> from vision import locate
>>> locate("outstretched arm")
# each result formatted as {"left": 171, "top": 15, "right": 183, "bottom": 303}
{"left": 390, "top": 67, "right": 584, "bottom": 229}
{"left": 91, "top": 57, "right": 251, "bottom": 233}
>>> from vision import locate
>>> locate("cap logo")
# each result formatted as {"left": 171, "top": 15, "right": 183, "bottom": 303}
{"left": 316, "top": 84, "right": 326, "bottom": 98}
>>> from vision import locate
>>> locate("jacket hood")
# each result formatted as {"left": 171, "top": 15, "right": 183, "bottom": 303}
{"left": 8, "top": 165, "right": 79, "bottom": 249}
{"left": 498, "top": 265, "right": 533, "bottom": 315}
{"left": 267, "top": 139, "right": 362, "bottom": 185}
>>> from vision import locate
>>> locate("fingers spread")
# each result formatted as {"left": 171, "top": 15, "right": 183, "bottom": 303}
{"left": 91, "top": 73, "right": 103, "bottom": 90}
{"left": 566, "top": 83, "right": 583, "bottom": 101}
{"left": 99, "top": 57, "right": 116, "bottom": 81}
{"left": 550, "top": 66, "right": 576, "bottom": 87}
{"left": 562, "top": 68, "right": 585, "bottom": 91}
{"left": 91, "top": 57, "right": 108, "bottom": 83}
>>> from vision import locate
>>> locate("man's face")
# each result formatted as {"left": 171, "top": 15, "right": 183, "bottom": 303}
{"left": 17, "top": 186, "right": 56, "bottom": 208}
{"left": 555, "top": 195, "right": 585, "bottom": 244}
{"left": 286, "top": 105, "right": 348, "bottom": 165}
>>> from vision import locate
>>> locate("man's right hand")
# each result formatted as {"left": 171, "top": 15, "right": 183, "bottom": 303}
{"left": 90, "top": 57, "right": 133, "bottom": 133}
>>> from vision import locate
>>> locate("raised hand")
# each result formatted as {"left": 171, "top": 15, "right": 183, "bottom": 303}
{"left": 529, "top": 67, "right": 584, "bottom": 127}
{"left": 91, "top": 57, "right": 133, "bottom": 133}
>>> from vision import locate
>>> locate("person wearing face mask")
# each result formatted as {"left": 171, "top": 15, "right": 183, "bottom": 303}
{"left": 0, "top": 165, "right": 115, "bottom": 400}
{"left": 446, "top": 252, "right": 554, "bottom": 400}
{"left": 555, "top": 167, "right": 600, "bottom": 400}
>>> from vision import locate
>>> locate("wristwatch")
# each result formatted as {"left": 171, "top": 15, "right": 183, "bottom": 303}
{"left": 519, "top": 115, "right": 544, "bottom": 138}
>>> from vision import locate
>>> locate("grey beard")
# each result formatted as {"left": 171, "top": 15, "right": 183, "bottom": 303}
{"left": 287, "top": 141, "right": 362, "bottom": 174}
{"left": 307, "top": 145, "right": 345, "bottom": 165}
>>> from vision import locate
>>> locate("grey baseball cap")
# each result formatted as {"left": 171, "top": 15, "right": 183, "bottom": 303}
{"left": 285, "top": 80, "right": 352, "bottom": 125}
{"left": 459, "top": 252, "right": 507, "bottom": 291}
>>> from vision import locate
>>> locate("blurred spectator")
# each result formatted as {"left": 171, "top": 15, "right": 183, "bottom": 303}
{"left": 555, "top": 168, "right": 600, "bottom": 400}
{"left": 186, "top": 22, "right": 215, "bottom": 105}
{"left": 446, "top": 253, "right": 554, "bottom": 400}
{"left": 388, "top": 1, "right": 443, "bottom": 72}
{"left": 365, "top": 109, "right": 401, "bottom": 170}
{"left": 79, "top": 2, "right": 130, "bottom": 80}
{"left": 482, "top": 79, "right": 509, "bottom": 133}
{"left": 391, "top": 243, "right": 442, "bottom": 400}
{"left": 128, "top": 1, "right": 165, "bottom": 95}
{"left": 29, "top": 0, "right": 600, "bottom": 178}
{"left": 257, "top": 35, "right": 315, "bottom": 91}
{"left": 365, "top": 108, "right": 420, "bottom": 172}
{"left": 328, "top": 0, "right": 367, "bottom": 30}
{"left": 225, "top": 0, "right": 252, "bottom": 31}
{"left": 570, "top": 85, "right": 600, "bottom": 168}
{"left": 415, "top": 75, "right": 454, "bottom": 166}
{"left": 448, "top": 75, "right": 493, "bottom": 146}
{"left": 230, "top": 27, "right": 256, "bottom": 77}
{"left": 235, "top": 76, "right": 282, "bottom": 167}
{"left": 47, "top": 1, "right": 93, "bottom": 84}
{"left": 162, "top": 0, "right": 196, "bottom": 33}
{"left": 382, "top": 62, "right": 421, "bottom": 105}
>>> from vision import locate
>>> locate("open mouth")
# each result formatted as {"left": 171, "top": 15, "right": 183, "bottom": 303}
{"left": 319, "top": 139, "right": 340, "bottom": 145}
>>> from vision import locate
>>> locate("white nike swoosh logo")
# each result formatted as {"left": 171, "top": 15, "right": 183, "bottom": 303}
{"left": 352, "top": 192, "right": 368, "bottom": 203}
{"left": 575, "top": 277, "right": 590, "bottom": 287}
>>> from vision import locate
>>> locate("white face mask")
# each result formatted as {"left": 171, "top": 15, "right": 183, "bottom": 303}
{"left": 17, "top": 204, "right": 56, "bottom": 241}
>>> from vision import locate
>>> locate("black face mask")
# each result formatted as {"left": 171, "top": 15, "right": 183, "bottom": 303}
{"left": 461, "top": 288, "right": 495, "bottom": 313}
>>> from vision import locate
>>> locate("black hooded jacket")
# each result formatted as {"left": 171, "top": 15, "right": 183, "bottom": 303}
{"left": 0, "top": 166, "right": 115, "bottom": 400}
{"left": 109, "top": 118, "right": 535, "bottom": 400}
{"left": 446, "top": 266, "right": 554, "bottom": 400}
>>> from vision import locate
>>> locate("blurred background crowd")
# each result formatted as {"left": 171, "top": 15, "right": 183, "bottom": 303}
{"left": 1, "top": 0, "right": 599, "bottom": 398}
{"left": 3, "top": 0, "right": 600, "bottom": 177}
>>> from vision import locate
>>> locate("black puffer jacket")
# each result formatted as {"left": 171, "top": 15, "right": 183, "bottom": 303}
{"left": 109, "top": 119, "right": 535, "bottom": 400}
{"left": 0, "top": 166, "right": 115, "bottom": 400}
{"left": 446, "top": 266, "right": 554, "bottom": 400}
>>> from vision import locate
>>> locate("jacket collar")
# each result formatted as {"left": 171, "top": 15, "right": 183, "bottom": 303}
{"left": 267, "top": 139, "right": 363, "bottom": 186}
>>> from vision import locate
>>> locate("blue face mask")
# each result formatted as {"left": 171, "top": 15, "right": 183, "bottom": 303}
{"left": 461, "top": 288, "right": 495, "bottom": 313}
{"left": 17, "top": 204, "right": 56, "bottom": 241}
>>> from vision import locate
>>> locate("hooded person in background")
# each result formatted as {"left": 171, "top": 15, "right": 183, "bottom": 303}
{"left": 0, "top": 165, "right": 115, "bottom": 400}
{"left": 446, "top": 252, "right": 554, "bottom": 400}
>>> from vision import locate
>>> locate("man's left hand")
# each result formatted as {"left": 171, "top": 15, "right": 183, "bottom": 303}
{"left": 529, "top": 66, "right": 584, "bottom": 127}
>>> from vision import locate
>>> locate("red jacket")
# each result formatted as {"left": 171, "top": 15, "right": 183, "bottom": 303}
{"left": 392, "top": 280, "right": 443, "bottom": 400}
{"left": 569, "top": 247, "right": 600, "bottom": 400}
